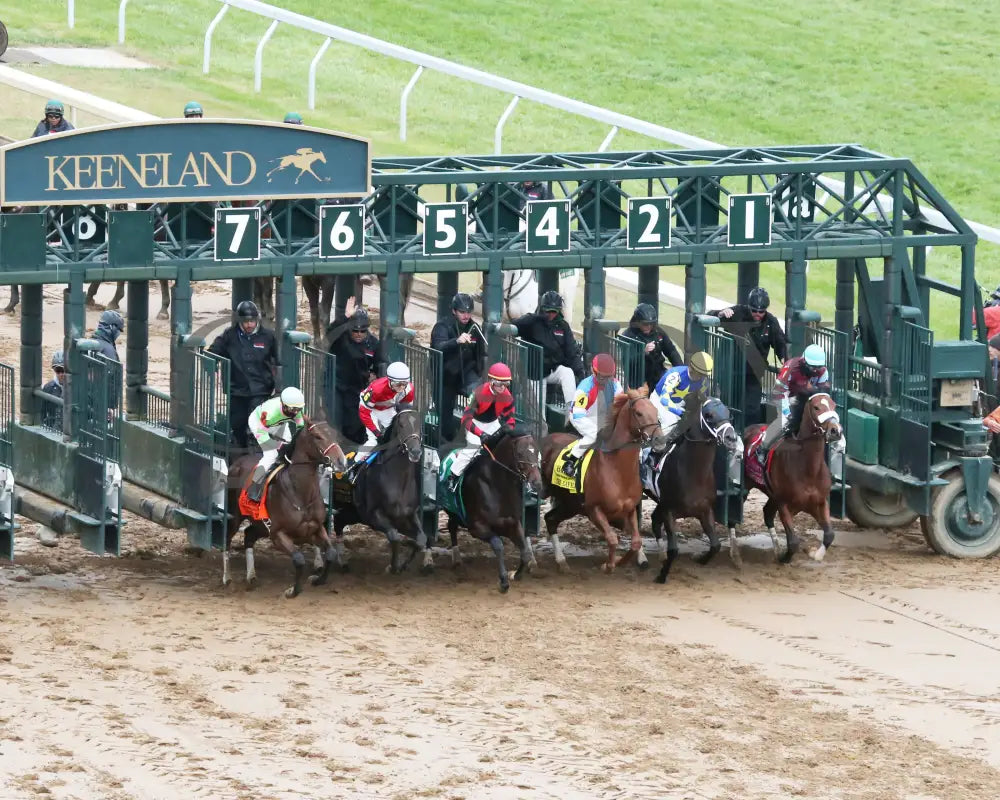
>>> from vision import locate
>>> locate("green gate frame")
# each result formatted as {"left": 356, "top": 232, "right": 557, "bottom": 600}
{"left": 610, "top": 334, "right": 646, "bottom": 391}
{"left": 0, "top": 360, "right": 15, "bottom": 561}
{"left": 805, "top": 323, "right": 851, "bottom": 517}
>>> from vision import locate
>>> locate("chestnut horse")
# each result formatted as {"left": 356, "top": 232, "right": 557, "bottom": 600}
{"left": 742, "top": 391, "right": 843, "bottom": 564}
{"left": 224, "top": 417, "right": 347, "bottom": 598}
{"left": 540, "top": 388, "right": 664, "bottom": 572}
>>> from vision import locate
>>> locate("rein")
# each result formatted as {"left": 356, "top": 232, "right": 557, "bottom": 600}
{"left": 481, "top": 437, "right": 536, "bottom": 482}
{"left": 503, "top": 269, "right": 534, "bottom": 310}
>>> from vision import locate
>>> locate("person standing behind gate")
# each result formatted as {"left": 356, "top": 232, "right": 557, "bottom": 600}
{"left": 327, "top": 299, "right": 384, "bottom": 444}
{"left": 41, "top": 351, "right": 66, "bottom": 430}
{"left": 445, "top": 363, "right": 516, "bottom": 492}
{"left": 89, "top": 310, "right": 124, "bottom": 412}
{"left": 209, "top": 301, "right": 279, "bottom": 452}
{"left": 513, "top": 290, "right": 583, "bottom": 420}
{"left": 431, "top": 293, "right": 486, "bottom": 443}
{"left": 31, "top": 100, "right": 75, "bottom": 137}
{"left": 624, "top": 303, "right": 683, "bottom": 393}
{"left": 711, "top": 287, "right": 788, "bottom": 427}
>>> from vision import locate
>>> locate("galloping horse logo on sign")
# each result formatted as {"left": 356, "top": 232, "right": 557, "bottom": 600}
{"left": 266, "top": 148, "right": 329, "bottom": 184}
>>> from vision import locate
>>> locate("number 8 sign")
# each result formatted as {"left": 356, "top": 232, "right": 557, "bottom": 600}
{"left": 319, "top": 204, "right": 365, "bottom": 258}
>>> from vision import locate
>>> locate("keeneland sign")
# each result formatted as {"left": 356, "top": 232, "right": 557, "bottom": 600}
{"left": 0, "top": 119, "right": 371, "bottom": 206}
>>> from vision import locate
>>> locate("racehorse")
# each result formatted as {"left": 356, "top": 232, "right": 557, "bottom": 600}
{"left": 742, "top": 390, "right": 843, "bottom": 564}
{"left": 503, "top": 268, "right": 580, "bottom": 326}
{"left": 224, "top": 418, "right": 347, "bottom": 598}
{"left": 86, "top": 279, "right": 172, "bottom": 320}
{"left": 331, "top": 406, "right": 426, "bottom": 575}
{"left": 540, "top": 388, "right": 664, "bottom": 573}
{"left": 445, "top": 425, "right": 544, "bottom": 593}
{"left": 638, "top": 395, "right": 744, "bottom": 583}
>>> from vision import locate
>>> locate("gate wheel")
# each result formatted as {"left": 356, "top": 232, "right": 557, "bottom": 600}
{"left": 845, "top": 485, "right": 918, "bottom": 529}
{"left": 920, "top": 472, "right": 1000, "bottom": 558}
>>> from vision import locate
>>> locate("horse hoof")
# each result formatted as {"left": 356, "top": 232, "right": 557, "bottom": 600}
{"left": 156, "top": 310, "right": 169, "bottom": 320}
{"left": 106, "top": 301, "right": 120, "bottom": 311}
{"left": 779, "top": 551, "right": 795, "bottom": 565}
{"left": 221, "top": 577, "right": 231, "bottom": 587}
{"left": 310, "top": 574, "right": 327, "bottom": 586}
{"left": 419, "top": 564, "right": 434, "bottom": 577}
{"left": 601, "top": 562, "right": 614, "bottom": 574}
{"left": 498, "top": 581, "right": 510, "bottom": 594}
{"left": 654, "top": 573, "right": 668, "bottom": 585}
{"left": 555, "top": 560, "right": 569, "bottom": 574}
{"left": 637, "top": 559, "right": 650, "bottom": 571}
{"left": 284, "top": 586, "right": 300, "bottom": 599}
{"left": 245, "top": 577, "right": 258, "bottom": 591}
{"left": 811, "top": 544, "right": 827, "bottom": 562}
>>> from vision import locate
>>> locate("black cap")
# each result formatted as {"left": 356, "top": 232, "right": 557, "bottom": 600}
{"left": 452, "top": 293, "right": 474, "bottom": 313}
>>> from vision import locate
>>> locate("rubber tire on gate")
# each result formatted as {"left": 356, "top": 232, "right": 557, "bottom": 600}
{"left": 844, "top": 485, "right": 918, "bottom": 530}
{"left": 0, "top": 22, "right": 8, "bottom": 60}
{"left": 920, "top": 472, "right": 1000, "bottom": 559}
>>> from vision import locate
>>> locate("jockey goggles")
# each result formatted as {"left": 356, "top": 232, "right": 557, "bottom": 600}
{"left": 489, "top": 377, "right": 511, "bottom": 392}
{"left": 389, "top": 379, "right": 408, "bottom": 392}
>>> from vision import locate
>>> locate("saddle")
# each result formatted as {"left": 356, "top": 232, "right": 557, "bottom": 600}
{"left": 551, "top": 443, "right": 594, "bottom": 494}
{"left": 437, "top": 452, "right": 468, "bottom": 521}
{"left": 239, "top": 463, "right": 286, "bottom": 521}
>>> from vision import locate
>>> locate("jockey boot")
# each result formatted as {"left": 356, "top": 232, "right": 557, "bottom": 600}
{"left": 639, "top": 458, "right": 651, "bottom": 487}
{"left": 247, "top": 471, "right": 267, "bottom": 502}
{"left": 445, "top": 473, "right": 460, "bottom": 495}
{"left": 562, "top": 454, "right": 579, "bottom": 477}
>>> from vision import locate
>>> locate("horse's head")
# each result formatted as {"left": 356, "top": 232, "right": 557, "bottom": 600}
{"left": 297, "top": 416, "right": 348, "bottom": 472}
{"left": 390, "top": 404, "right": 423, "bottom": 463}
{"left": 610, "top": 387, "right": 664, "bottom": 449}
{"left": 803, "top": 392, "right": 842, "bottom": 444}
{"left": 700, "top": 397, "right": 743, "bottom": 460}
{"left": 496, "top": 426, "right": 543, "bottom": 495}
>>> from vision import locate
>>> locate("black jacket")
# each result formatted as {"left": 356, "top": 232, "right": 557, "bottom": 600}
{"left": 709, "top": 304, "right": 789, "bottom": 385}
{"left": 624, "top": 316, "right": 683, "bottom": 391}
{"left": 431, "top": 316, "right": 486, "bottom": 387}
{"left": 41, "top": 378, "right": 63, "bottom": 429}
{"left": 327, "top": 316, "right": 384, "bottom": 393}
{"left": 208, "top": 324, "right": 279, "bottom": 398}
{"left": 32, "top": 118, "right": 75, "bottom": 137}
{"left": 513, "top": 312, "right": 584, "bottom": 380}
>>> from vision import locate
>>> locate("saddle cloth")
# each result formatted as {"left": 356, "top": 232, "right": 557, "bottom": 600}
{"left": 550, "top": 442, "right": 595, "bottom": 494}
{"left": 641, "top": 450, "right": 671, "bottom": 500}
{"left": 744, "top": 430, "right": 776, "bottom": 488}
{"left": 437, "top": 451, "right": 468, "bottom": 521}
{"left": 238, "top": 463, "right": 286, "bottom": 521}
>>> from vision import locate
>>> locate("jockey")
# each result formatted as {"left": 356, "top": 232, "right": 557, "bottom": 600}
{"left": 758, "top": 344, "right": 832, "bottom": 457}
{"left": 246, "top": 387, "right": 306, "bottom": 501}
{"left": 355, "top": 361, "right": 415, "bottom": 462}
{"left": 562, "top": 354, "right": 623, "bottom": 478}
{"left": 445, "top": 363, "right": 516, "bottom": 491}
{"left": 651, "top": 351, "right": 714, "bottom": 453}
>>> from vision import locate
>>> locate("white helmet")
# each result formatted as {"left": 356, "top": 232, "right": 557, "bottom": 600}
{"left": 386, "top": 362, "right": 410, "bottom": 383}
{"left": 280, "top": 386, "right": 305, "bottom": 409}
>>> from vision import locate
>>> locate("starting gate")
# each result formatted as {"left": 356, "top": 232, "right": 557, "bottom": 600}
{"left": 610, "top": 334, "right": 646, "bottom": 391}
{"left": 74, "top": 348, "right": 123, "bottom": 556}
{"left": 179, "top": 349, "right": 230, "bottom": 550}
{"left": 893, "top": 319, "right": 934, "bottom": 512}
{"left": 702, "top": 324, "right": 745, "bottom": 527}
{"left": 289, "top": 342, "right": 337, "bottom": 533}
{"left": 805, "top": 324, "right": 851, "bottom": 517}
{"left": 0, "top": 361, "right": 15, "bottom": 561}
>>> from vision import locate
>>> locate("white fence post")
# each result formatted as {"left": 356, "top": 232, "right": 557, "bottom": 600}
{"left": 118, "top": 0, "right": 131, "bottom": 44}
{"left": 494, "top": 96, "right": 519, "bottom": 156}
{"left": 254, "top": 20, "right": 279, "bottom": 93}
{"left": 399, "top": 66, "right": 423, "bottom": 143}
{"left": 307, "top": 38, "right": 331, "bottom": 111}
{"left": 203, "top": 4, "right": 230, "bottom": 74}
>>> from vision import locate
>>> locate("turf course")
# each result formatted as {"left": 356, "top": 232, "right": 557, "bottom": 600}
{"left": 4, "top": 0, "right": 998, "bottom": 335}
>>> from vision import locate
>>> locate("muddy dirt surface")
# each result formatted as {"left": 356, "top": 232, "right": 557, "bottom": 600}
{"left": 2, "top": 284, "right": 1000, "bottom": 798}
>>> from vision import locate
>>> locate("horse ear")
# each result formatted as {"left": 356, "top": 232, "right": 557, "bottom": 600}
{"left": 635, "top": 385, "right": 650, "bottom": 399}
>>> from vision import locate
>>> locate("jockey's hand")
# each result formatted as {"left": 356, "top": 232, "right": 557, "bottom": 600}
{"left": 718, "top": 308, "right": 734, "bottom": 319}
{"left": 985, "top": 417, "right": 1000, "bottom": 434}
{"left": 645, "top": 341, "right": 656, "bottom": 353}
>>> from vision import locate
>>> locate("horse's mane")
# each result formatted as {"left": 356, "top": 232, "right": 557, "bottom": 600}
{"left": 384, "top": 403, "right": 418, "bottom": 438}
{"left": 599, "top": 387, "right": 649, "bottom": 437}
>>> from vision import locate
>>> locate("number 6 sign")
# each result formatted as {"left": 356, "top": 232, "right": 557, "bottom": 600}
{"left": 319, "top": 204, "right": 365, "bottom": 258}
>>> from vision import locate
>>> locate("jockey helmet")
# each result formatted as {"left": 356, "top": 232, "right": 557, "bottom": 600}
{"left": 236, "top": 300, "right": 260, "bottom": 321}
{"left": 688, "top": 351, "right": 713, "bottom": 378}
{"left": 540, "top": 291, "right": 563, "bottom": 312}
{"left": 52, "top": 351, "right": 66, "bottom": 369}
{"left": 451, "top": 293, "right": 474, "bottom": 313}
{"left": 183, "top": 101, "right": 203, "bottom": 118}
{"left": 633, "top": 303, "right": 657, "bottom": 323}
{"left": 747, "top": 287, "right": 770, "bottom": 312}
{"left": 386, "top": 361, "right": 411, "bottom": 387}
{"left": 99, "top": 309, "right": 125, "bottom": 332}
{"left": 349, "top": 308, "right": 370, "bottom": 331}
{"left": 487, "top": 362, "right": 512, "bottom": 381}
{"left": 283, "top": 111, "right": 303, "bottom": 124}
{"left": 592, "top": 353, "right": 616, "bottom": 377}
{"left": 280, "top": 387, "right": 305, "bottom": 410}
{"left": 803, "top": 344, "right": 826, "bottom": 367}
{"left": 44, "top": 99, "right": 64, "bottom": 117}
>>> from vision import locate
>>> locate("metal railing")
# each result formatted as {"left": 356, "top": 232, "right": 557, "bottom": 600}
{"left": 139, "top": 384, "right": 172, "bottom": 429}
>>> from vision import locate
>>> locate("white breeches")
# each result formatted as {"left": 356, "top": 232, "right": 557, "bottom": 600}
{"left": 545, "top": 366, "right": 578, "bottom": 410}
{"left": 253, "top": 447, "right": 280, "bottom": 479}
{"left": 451, "top": 419, "right": 502, "bottom": 476}
{"left": 570, "top": 415, "right": 598, "bottom": 458}
{"left": 356, "top": 408, "right": 396, "bottom": 457}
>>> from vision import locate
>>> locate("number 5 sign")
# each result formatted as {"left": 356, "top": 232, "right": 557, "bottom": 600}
{"left": 319, "top": 204, "right": 365, "bottom": 258}
{"left": 214, "top": 206, "right": 261, "bottom": 261}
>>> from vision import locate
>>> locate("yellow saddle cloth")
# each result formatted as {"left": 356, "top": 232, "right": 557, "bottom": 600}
{"left": 550, "top": 442, "right": 595, "bottom": 494}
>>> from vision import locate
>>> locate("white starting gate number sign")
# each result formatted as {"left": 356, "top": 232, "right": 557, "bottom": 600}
{"left": 727, "top": 194, "right": 773, "bottom": 247}
{"left": 626, "top": 197, "right": 672, "bottom": 250}
{"left": 213, "top": 206, "right": 261, "bottom": 261}
{"left": 319, "top": 204, "right": 365, "bottom": 258}
{"left": 423, "top": 202, "right": 469, "bottom": 256}
{"left": 525, "top": 199, "right": 571, "bottom": 253}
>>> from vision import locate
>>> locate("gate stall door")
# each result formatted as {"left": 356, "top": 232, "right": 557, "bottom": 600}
{"left": 610, "top": 334, "right": 646, "bottom": 391}
{"left": 74, "top": 351, "right": 123, "bottom": 556}
{"left": 180, "top": 350, "right": 230, "bottom": 551}
{"left": 293, "top": 343, "right": 337, "bottom": 533}
{"left": 702, "top": 326, "right": 745, "bottom": 527}
{"left": 806, "top": 324, "right": 851, "bottom": 518}
{"left": 0, "top": 361, "right": 15, "bottom": 561}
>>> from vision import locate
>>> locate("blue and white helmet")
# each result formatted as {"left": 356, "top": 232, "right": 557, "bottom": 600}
{"left": 803, "top": 344, "right": 826, "bottom": 367}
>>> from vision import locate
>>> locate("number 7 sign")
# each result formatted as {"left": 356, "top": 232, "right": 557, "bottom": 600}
{"left": 214, "top": 206, "right": 261, "bottom": 261}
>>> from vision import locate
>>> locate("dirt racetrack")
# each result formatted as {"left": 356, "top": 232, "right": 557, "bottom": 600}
{"left": 2, "top": 283, "right": 1000, "bottom": 798}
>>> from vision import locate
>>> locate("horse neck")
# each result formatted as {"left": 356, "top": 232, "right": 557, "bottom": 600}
{"left": 290, "top": 435, "right": 320, "bottom": 467}
{"left": 602, "top": 404, "right": 639, "bottom": 459}
{"left": 791, "top": 414, "right": 827, "bottom": 468}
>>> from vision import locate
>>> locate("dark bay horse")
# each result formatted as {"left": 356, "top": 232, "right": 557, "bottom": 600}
{"left": 225, "top": 417, "right": 347, "bottom": 598}
{"left": 540, "top": 389, "right": 664, "bottom": 573}
{"left": 332, "top": 406, "right": 426, "bottom": 574}
{"left": 638, "top": 395, "right": 744, "bottom": 583}
{"left": 86, "top": 280, "right": 172, "bottom": 319}
{"left": 742, "top": 391, "right": 843, "bottom": 564}
{"left": 445, "top": 425, "right": 544, "bottom": 593}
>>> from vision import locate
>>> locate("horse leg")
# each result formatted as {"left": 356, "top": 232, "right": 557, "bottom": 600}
{"left": 106, "top": 281, "right": 125, "bottom": 311}
{"left": 485, "top": 534, "right": 509, "bottom": 593}
{"left": 613, "top": 508, "right": 642, "bottom": 569}
{"left": 244, "top": 522, "right": 267, "bottom": 588}
{"left": 309, "top": 527, "right": 336, "bottom": 587}
{"left": 654, "top": 511, "right": 680, "bottom": 584}
{"left": 513, "top": 527, "right": 537, "bottom": 580}
{"left": 777, "top": 504, "right": 799, "bottom": 564}
{"left": 270, "top": 528, "right": 306, "bottom": 598}
{"left": 811, "top": 502, "right": 835, "bottom": 562}
{"left": 157, "top": 279, "right": 170, "bottom": 320}
{"left": 543, "top": 498, "right": 574, "bottom": 572}
{"left": 303, "top": 277, "right": 321, "bottom": 342}
{"left": 413, "top": 523, "right": 434, "bottom": 576}
{"left": 762, "top": 497, "right": 782, "bottom": 559}
{"left": 694, "top": 510, "right": 720, "bottom": 566}
{"left": 312, "top": 545, "right": 324, "bottom": 573}
{"left": 447, "top": 514, "right": 462, "bottom": 567}
{"left": 85, "top": 281, "right": 103, "bottom": 309}
{"left": 589, "top": 506, "right": 620, "bottom": 573}
{"left": 333, "top": 517, "right": 350, "bottom": 573}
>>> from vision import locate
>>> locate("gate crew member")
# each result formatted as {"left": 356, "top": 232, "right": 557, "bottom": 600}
{"left": 327, "top": 302, "right": 384, "bottom": 444}
{"left": 41, "top": 351, "right": 66, "bottom": 430}
{"left": 31, "top": 99, "right": 75, "bottom": 137}
{"left": 562, "top": 354, "right": 622, "bottom": 478}
{"left": 209, "top": 301, "right": 280, "bottom": 451}
{"left": 355, "top": 361, "right": 415, "bottom": 463}
{"left": 246, "top": 387, "right": 306, "bottom": 502}
{"left": 650, "top": 352, "right": 714, "bottom": 454}
{"left": 283, "top": 111, "right": 304, "bottom": 125}
{"left": 431, "top": 293, "right": 486, "bottom": 442}
{"left": 624, "top": 303, "right": 683, "bottom": 394}
{"left": 711, "top": 287, "right": 788, "bottom": 427}
{"left": 513, "top": 291, "right": 584, "bottom": 419}
{"left": 445, "top": 363, "right": 516, "bottom": 492}
{"left": 758, "top": 344, "right": 831, "bottom": 462}
{"left": 90, "top": 310, "right": 124, "bottom": 413}
{"left": 183, "top": 101, "right": 204, "bottom": 119}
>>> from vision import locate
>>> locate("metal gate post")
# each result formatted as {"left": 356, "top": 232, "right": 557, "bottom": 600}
{"left": 64, "top": 267, "right": 87, "bottom": 439}
{"left": 583, "top": 255, "right": 606, "bottom": 358}
{"left": 19, "top": 285, "right": 43, "bottom": 425}
{"left": 835, "top": 258, "right": 855, "bottom": 339}
{"left": 736, "top": 262, "right": 760, "bottom": 305}
{"left": 277, "top": 263, "right": 298, "bottom": 387}
{"left": 126, "top": 281, "right": 148, "bottom": 419}
{"left": 685, "top": 255, "right": 707, "bottom": 354}
{"left": 785, "top": 250, "right": 808, "bottom": 353}
{"left": 483, "top": 255, "right": 504, "bottom": 344}
{"left": 637, "top": 265, "right": 659, "bottom": 310}
{"left": 231, "top": 277, "right": 254, "bottom": 316}
{"left": 437, "top": 272, "right": 458, "bottom": 319}
{"left": 381, "top": 259, "right": 403, "bottom": 356}
{"left": 170, "top": 268, "right": 193, "bottom": 433}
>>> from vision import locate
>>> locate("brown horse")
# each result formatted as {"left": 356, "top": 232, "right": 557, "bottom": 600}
{"left": 86, "top": 280, "right": 172, "bottom": 319}
{"left": 742, "top": 391, "right": 843, "bottom": 564}
{"left": 224, "top": 417, "right": 348, "bottom": 598}
{"left": 540, "top": 388, "right": 664, "bottom": 573}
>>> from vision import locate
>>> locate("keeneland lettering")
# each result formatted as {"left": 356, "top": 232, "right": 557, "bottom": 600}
{"left": 45, "top": 150, "right": 257, "bottom": 192}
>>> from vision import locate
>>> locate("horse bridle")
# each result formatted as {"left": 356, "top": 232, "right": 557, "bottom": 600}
{"left": 388, "top": 409, "right": 422, "bottom": 458}
{"left": 482, "top": 435, "right": 538, "bottom": 483}
{"left": 287, "top": 420, "right": 341, "bottom": 467}
{"left": 686, "top": 406, "right": 740, "bottom": 454}
{"left": 599, "top": 397, "right": 661, "bottom": 453}
{"left": 795, "top": 393, "right": 841, "bottom": 443}
{"left": 503, "top": 269, "right": 534, "bottom": 311}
